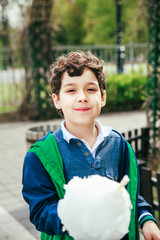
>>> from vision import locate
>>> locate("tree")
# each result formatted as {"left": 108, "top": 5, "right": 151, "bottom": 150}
{"left": 122, "top": 0, "right": 148, "bottom": 43}
{"left": 19, "top": 0, "right": 55, "bottom": 119}
{"left": 0, "top": 0, "right": 10, "bottom": 68}
{"left": 53, "top": 0, "right": 87, "bottom": 45}
{"left": 83, "top": 0, "right": 116, "bottom": 44}
{"left": 53, "top": 0, "right": 148, "bottom": 45}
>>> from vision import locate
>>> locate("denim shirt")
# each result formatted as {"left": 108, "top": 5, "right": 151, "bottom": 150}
{"left": 61, "top": 120, "right": 112, "bottom": 158}
{"left": 54, "top": 128, "right": 122, "bottom": 184}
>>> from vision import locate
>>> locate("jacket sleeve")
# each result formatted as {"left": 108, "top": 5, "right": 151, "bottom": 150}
{"left": 137, "top": 193, "right": 157, "bottom": 228}
{"left": 120, "top": 136, "right": 157, "bottom": 229}
{"left": 22, "top": 151, "right": 64, "bottom": 236}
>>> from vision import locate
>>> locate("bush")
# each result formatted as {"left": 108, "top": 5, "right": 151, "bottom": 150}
{"left": 102, "top": 73, "right": 147, "bottom": 112}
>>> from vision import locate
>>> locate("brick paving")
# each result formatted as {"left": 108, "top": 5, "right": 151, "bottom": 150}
{"left": 0, "top": 110, "right": 146, "bottom": 240}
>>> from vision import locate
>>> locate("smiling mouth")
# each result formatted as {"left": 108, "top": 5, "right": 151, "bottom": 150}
{"left": 75, "top": 108, "right": 91, "bottom": 112}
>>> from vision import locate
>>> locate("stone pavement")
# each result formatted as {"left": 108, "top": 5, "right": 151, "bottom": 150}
{"left": 0, "top": 110, "right": 147, "bottom": 240}
{"left": 0, "top": 205, "right": 36, "bottom": 240}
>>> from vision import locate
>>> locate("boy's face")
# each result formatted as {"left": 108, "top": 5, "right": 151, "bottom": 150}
{"left": 52, "top": 68, "right": 106, "bottom": 130}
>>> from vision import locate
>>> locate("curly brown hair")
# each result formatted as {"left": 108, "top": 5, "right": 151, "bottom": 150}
{"left": 49, "top": 50, "right": 106, "bottom": 116}
{"left": 50, "top": 50, "right": 106, "bottom": 94}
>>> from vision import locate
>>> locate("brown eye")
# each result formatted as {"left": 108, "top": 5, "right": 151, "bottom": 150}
{"left": 88, "top": 88, "right": 96, "bottom": 92}
{"left": 67, "top": 89, "right": 75, "bottom": 93}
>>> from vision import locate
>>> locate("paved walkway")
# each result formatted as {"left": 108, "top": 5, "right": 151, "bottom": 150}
{"left": 0, "top": 110, "right": 147, "bottom": 240}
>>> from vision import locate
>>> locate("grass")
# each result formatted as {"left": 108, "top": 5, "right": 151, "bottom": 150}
{"left": 0, "top": 105, "right": 18, "bottom": 113}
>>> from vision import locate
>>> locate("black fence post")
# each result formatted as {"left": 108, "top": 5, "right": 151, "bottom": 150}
{"left": 141, "top": 127, "right": 150, "bottom": 160}
{"left": 139, "top": 167, "right": 153, "bottom": 205}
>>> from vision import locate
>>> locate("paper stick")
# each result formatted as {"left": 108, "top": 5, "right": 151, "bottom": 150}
{"left": 118, "top": 175, "right": 130, "bottom": 191}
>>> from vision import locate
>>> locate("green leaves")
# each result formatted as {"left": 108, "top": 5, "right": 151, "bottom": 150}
{"left": 103, "top": 72, "right": 147, "bottom": 111}
{"left": 53, "top": 0, "right": 148, "bottom": 45}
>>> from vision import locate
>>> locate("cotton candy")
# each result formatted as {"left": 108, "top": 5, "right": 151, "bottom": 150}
{"left": 58, "top": 175, "right": 132, "bottom": 240}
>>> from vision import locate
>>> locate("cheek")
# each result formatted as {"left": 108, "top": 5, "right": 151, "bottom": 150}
{"left": 60, "top": 98, "right": 73, "bottom": 110}
{"left": 90, "top": 97, "right": 102, "bottom": 111}
{"left": 94, "top": 94, "right": 103, "bottom": 105}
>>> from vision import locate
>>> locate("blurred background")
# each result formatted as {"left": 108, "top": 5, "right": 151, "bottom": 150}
{"left": 0, "top": 0, "right": 158, "bottom": 120}
{"left": 0, "top": 0, "right": 160, "bottom": 239}
{"left": 0, "top": 0, "right": 159, "bottom": 153}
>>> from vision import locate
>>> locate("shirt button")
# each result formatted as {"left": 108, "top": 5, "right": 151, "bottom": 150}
{"left": 77, "top": 142, "right": 81, "bottom": 146}
{"left": 85, "top": 152, "right": 89, "bottom": 156}
{"left": 92, "top": 163, "right": 94, "bottom": 168}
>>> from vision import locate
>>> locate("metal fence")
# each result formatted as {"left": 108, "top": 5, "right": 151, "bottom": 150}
{"left": 0, "top": 43, "right": 148, "bottom": 114}
{"left": 122, "top": 127, "right": 150, "bottom": 161}
{"left": 52, "top": 42, "right": 147, "bottom": 65}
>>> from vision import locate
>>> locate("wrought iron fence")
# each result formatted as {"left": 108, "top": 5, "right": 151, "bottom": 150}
{"left": 52, "top": 43, "right": 147, "bottom": 65}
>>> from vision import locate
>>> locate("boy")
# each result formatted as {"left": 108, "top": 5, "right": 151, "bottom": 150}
{"left": 22, "top": 51, "right": 160, "bottom": 240}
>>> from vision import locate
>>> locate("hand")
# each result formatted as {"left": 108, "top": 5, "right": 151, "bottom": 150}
{"left": 142, "top": 221, "right": 160, "bottom": 240}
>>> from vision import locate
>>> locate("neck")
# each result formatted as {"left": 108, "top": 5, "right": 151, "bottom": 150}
{"left": 65, "top": 121, "right": 98, "bottom": 148}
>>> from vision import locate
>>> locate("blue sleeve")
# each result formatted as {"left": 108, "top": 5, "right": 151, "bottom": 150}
{"left": 22, "top": 151, "right": 64, "bottom": 236}
{"left": 138, "top": 194, "right": 153, "bottom": 215}
{"left": 138, "top": 194, "right": 157, "bottom": 228}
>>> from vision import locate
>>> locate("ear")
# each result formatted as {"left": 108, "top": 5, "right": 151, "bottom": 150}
{"left": 101, "top": 90, "right": 106, "bottom": 107}
{"left": 52, "top": 93, "right": 62, "bottom": 109}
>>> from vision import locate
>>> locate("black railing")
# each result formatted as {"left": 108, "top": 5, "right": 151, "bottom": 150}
{"left": 122, "top": 127, "right": 150, "bottom": 161}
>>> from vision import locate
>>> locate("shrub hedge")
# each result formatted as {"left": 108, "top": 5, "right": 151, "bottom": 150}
{"left": 102, "top": 73, "right": 147, "bottom": 113}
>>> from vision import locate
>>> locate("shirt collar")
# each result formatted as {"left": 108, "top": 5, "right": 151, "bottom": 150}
{"left": 61, "top": 120, "right": 112, "bottom": 144}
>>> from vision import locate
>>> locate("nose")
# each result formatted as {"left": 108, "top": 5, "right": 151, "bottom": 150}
{"left": 77, "top": 91, "right": 88, "bottom": 102}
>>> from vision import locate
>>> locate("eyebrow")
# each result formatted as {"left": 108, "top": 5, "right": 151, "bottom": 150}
{"left": 62, "top": 82, "right": 98, "bottom": 88}
{"left": 62, "top": 83, "right": 75, "bottom": 88}
{"left": 87, "top": 82, "right": 98, "bottom": 85}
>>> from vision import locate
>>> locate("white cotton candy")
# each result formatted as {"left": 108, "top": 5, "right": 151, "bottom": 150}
{"left": 57, "top": 175, "right": 132, "bottom": 240}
